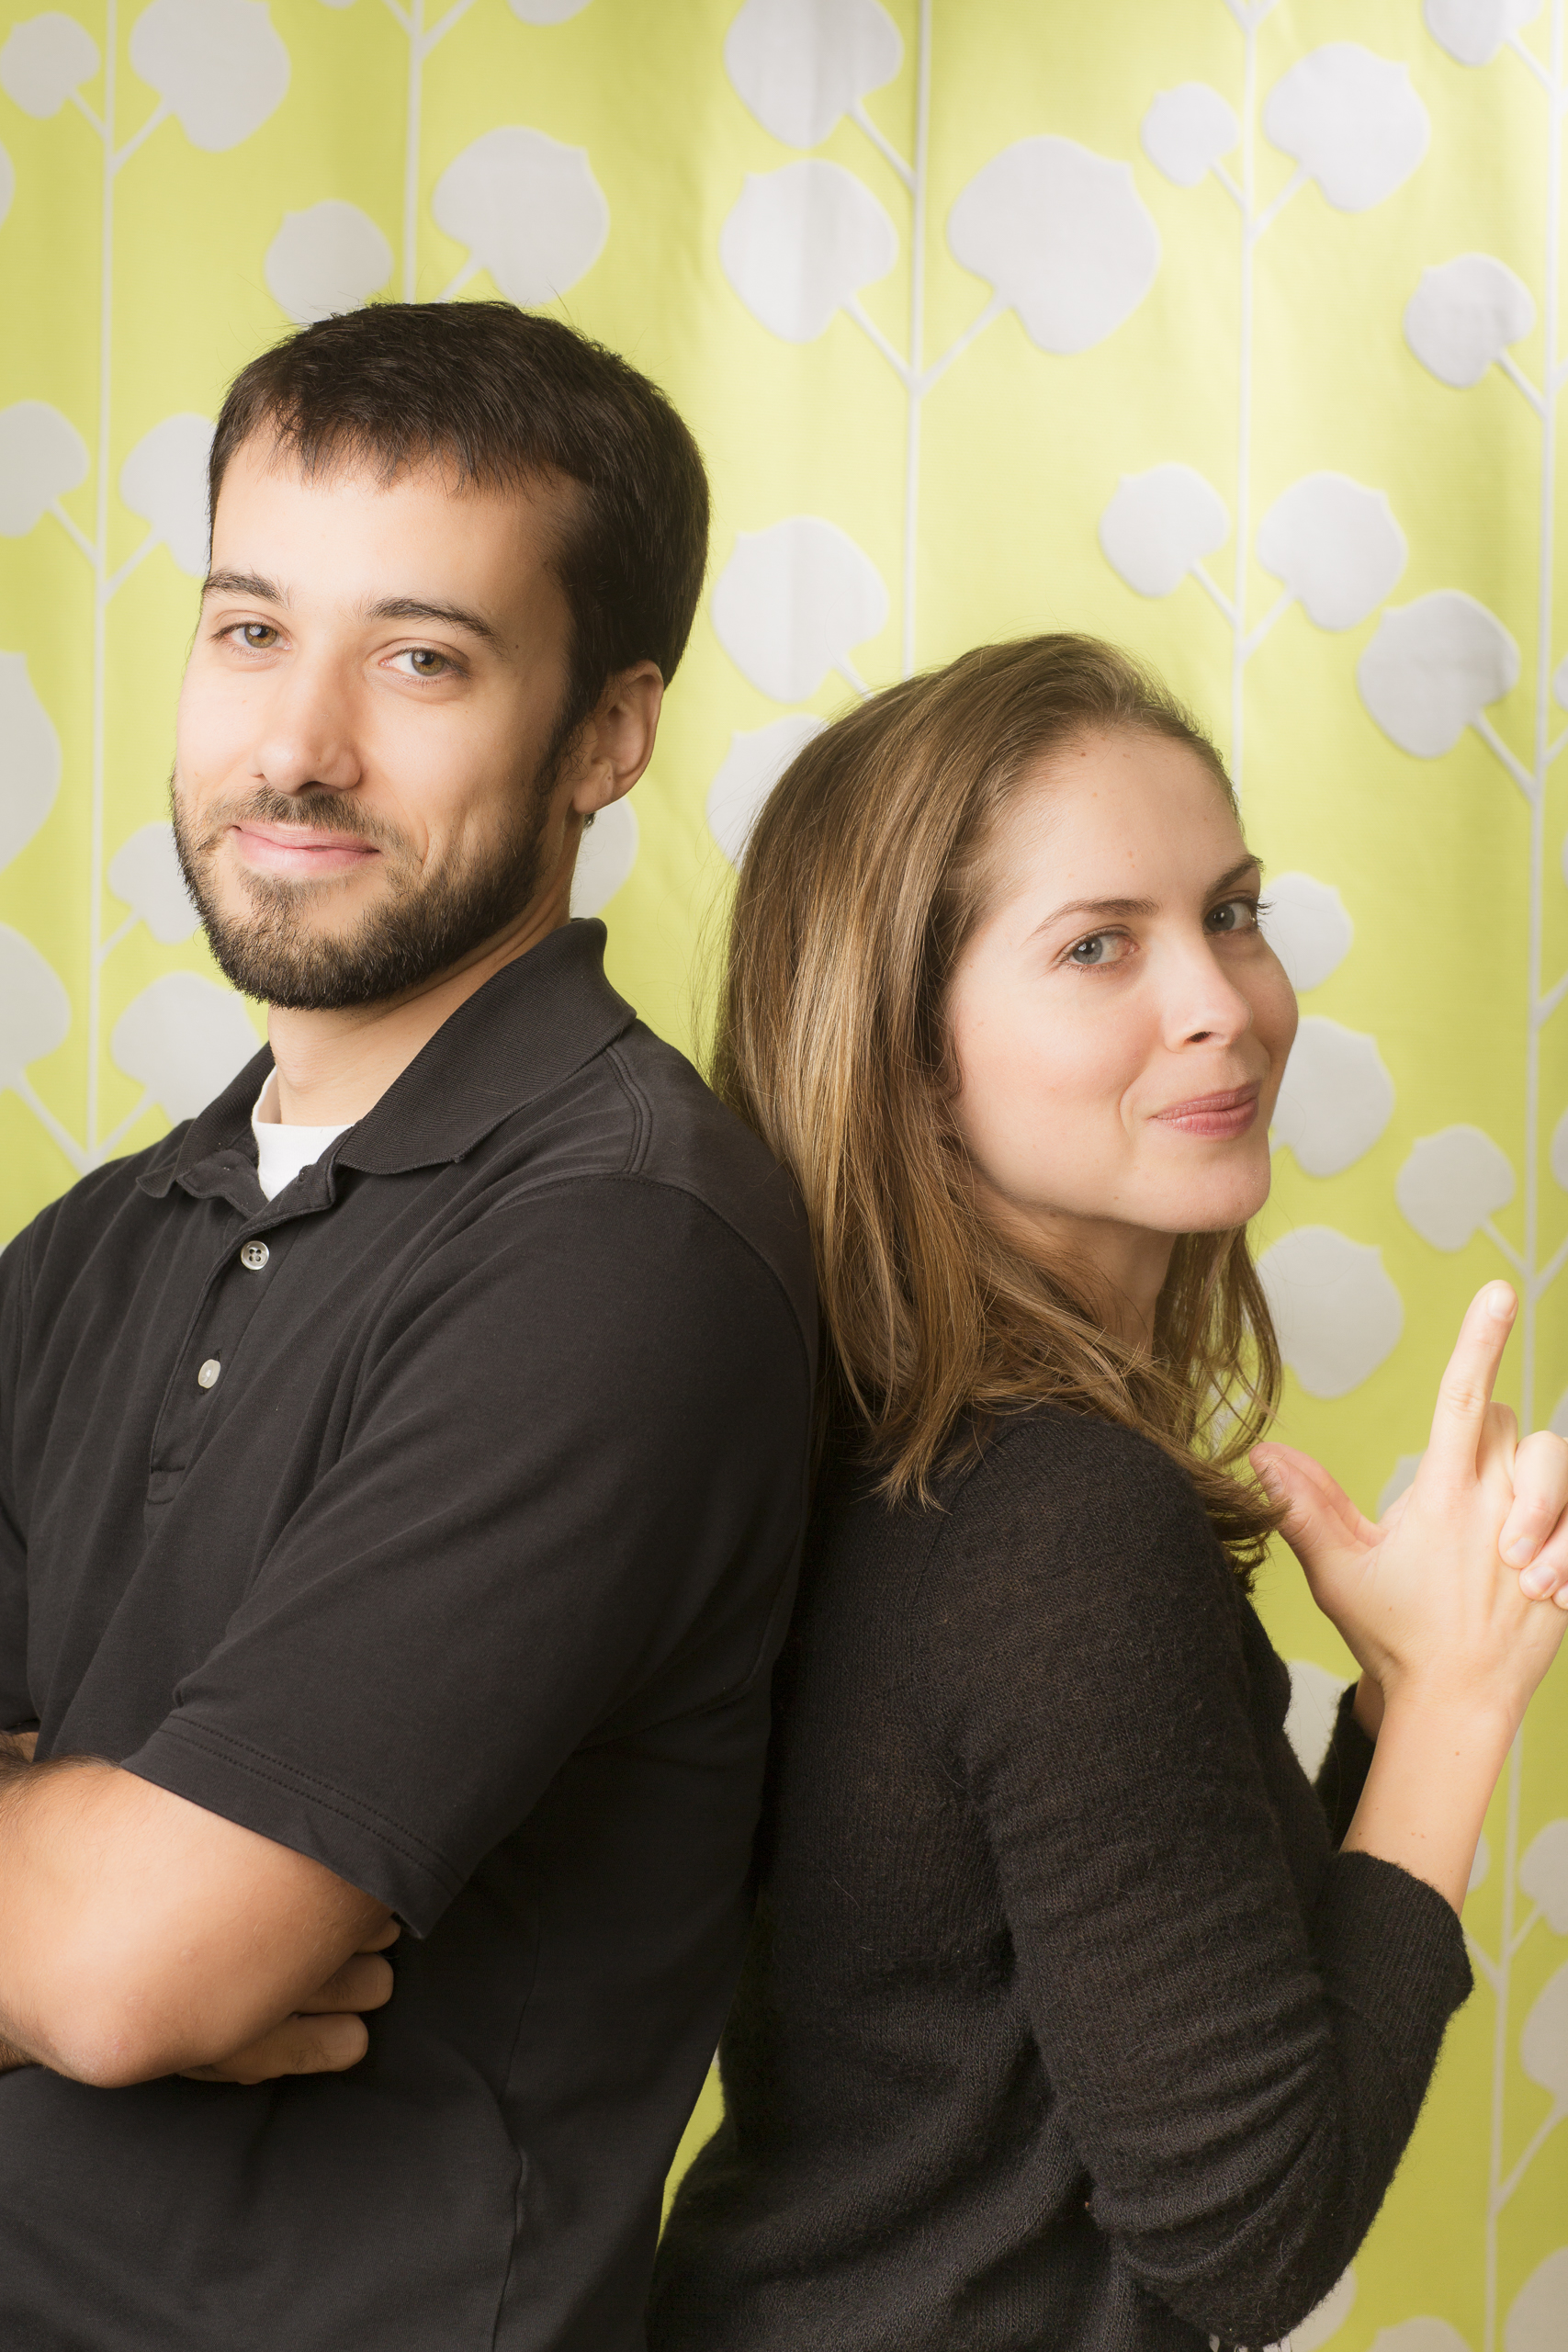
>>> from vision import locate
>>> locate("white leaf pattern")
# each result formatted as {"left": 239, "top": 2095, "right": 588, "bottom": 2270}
{"left": 432, "top": 127, "right": 608, "bottom": 306}
{"left": 1258, "top": 1227, "right": 1404, "bottom": 1398}
{"left": 0, "top": 651, "right": 61, "bottom": 874}
{"left": 1396, "top": 1126, "right": 1517, "bottom": 1250}
{"left": 712, "top": 517, "right": 887, "bottom": 701}
{"left": 947, "top": 137, "right": 1160, "bottom": 354}
{"left": 721, "top": 161, "right": 896, "bottom": 342}
{"left": 724, "top": 0, "right": 901, "bottom": 150}
{"left": 109, "top": 973, "right": 258, "bottom": 1125}
{"left": 129, "top": 0, "right": 289, "bottom": 153}
{"left": 0, "top": 10, "right": 98, "bottom": 118}
{"left": 1098, "top": 465, "right": 1228, "bottom": 598}
{"left": 707, "top": 716, "right": 825, "bottom": 867}
{"left": 1358, "top": 592, "right": 1521, "bottom": 757}
{"left": 0, "top": 922, "right": 70, "bottom": 1088}
{"left": 1263, "top": 45, "right": 1430, "bottom": 213}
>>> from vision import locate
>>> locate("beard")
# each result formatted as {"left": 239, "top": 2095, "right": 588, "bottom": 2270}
{"left": 172, "top": 754, "right": 562, "bottom": 1012}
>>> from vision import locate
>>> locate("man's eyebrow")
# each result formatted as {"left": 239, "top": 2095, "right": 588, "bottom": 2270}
{"left": 202, "top": 569, "right": 285, "bottom": 604}
{"left": 198, "top": 577, "right": 502, "bottom": 649}
{"left": 364, "top": 594, "right": 501, "bottom": 646}
{"left": 1030, "top": 858, "right": 1263, "bottom": 937}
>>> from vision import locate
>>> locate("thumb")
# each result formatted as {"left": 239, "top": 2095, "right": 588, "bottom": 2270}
{"left": 1250, "top": 1442, "right": 1368, "bottom": 1582}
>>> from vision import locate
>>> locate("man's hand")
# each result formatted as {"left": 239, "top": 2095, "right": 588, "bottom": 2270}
{"left": 180, "top": 1921, "right": 400, "bottom": 2085}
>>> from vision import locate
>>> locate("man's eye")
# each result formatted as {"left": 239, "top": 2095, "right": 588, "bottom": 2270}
{"left": 392, "top": 648, "right": 451, "bottom": 678}
{"left": 1208, "top": 897, "right": 1261, "bottom": 934}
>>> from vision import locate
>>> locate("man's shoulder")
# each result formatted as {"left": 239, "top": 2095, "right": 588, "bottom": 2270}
{"left": 2, "top": 1127, "right": 188, "bottom": 1279}
{"left": 476, "top": 1017, "right": 818, "bottom": 1349}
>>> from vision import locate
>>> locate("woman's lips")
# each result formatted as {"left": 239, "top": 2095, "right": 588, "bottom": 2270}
{"left": 231, "top": 822, "right": 380, "bottom": 878}
{"left": 1151, "top": 1083, "right": 1261, "bottom": 1140}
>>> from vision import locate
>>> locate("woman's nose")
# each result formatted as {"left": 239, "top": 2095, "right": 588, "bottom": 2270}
{"left": 1162, "top": 941, "right": 1256, "bottom": 1048}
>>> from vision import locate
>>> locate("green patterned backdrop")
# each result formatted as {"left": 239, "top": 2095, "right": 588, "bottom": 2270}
{"left": 1, "top": 0, "right": 1565, "bottom": 2342}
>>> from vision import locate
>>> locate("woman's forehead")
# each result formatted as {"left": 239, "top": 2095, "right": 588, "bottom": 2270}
{"left": 993, "top": 731, "right": 1247, "bottom": 886}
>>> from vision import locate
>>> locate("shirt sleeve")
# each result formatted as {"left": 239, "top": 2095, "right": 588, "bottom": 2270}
{"left": 919, "top": 1413, "right": 1471, "bottom": 2351}
{"left": 123, "top": 1177, "right": 813, "bottom": 1934}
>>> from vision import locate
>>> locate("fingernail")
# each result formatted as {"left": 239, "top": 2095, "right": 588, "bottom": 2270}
{"left": 1504, "top": 1536, "right": 1538, "bottom": 1567}
{"left": 1519, "top": 1565, "right": 1551, "bottom": 1597}
{"left": 1486, "top": 1283, "right": 1516, "bottom": 1321}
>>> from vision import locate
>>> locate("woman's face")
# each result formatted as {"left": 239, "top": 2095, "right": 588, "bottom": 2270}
{"left": 946, "top": 729, "right": 1298, "bottom": 1325}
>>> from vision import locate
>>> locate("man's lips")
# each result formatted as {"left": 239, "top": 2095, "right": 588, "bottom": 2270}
{"left": 1150, "top": 1082, "right": 1262, "bottom": 1139}
{"left": 230, "top": 821, "right": 382, "bottom": 878}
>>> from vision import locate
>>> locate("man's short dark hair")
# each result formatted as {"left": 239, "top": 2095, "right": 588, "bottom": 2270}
{"left": 209, "top": 302, "right": 711, "bottom": 741}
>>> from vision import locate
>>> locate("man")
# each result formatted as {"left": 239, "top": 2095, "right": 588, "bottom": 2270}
{"left": 0, "top": 303, "right": 815, "bottom": 2351}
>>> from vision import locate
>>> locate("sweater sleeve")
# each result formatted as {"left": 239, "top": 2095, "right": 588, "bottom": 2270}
{"left": 919, "top": 1412, "right": 1472, "bottom": 2351}
{"left": 0, "top": 1222, "right": 37, "bottom": 1730}
{"left": 1314, "top": 1678, "right": 1376, "bottom": 1848}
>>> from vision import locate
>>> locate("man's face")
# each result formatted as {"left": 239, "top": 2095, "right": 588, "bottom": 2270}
{"left": 175, "top": 439, "right": 580, "bottom": 1010}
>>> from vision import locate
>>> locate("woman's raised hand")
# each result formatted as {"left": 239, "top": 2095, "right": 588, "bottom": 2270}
{"left": 1251, "top": 1284, "right": 1568, "bottom": 1741}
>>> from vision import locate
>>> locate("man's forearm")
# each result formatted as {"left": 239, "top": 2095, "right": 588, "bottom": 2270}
{"left": 0, "top": 1745, "right": 390, "bottom": 2086}
{"left": 0, "top": 1728, "right": 66, "bottom": 2067}
{"left": 1, "top": 1735, "right": 39, "bottom": 2067}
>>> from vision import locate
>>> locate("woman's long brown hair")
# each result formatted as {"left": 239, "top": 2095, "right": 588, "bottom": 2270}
{"left": 713, "top": 635, "right": 1284, "bottom": 1577}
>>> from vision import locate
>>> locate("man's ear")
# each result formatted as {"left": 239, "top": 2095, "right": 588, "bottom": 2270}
{"left": 568, "top": 662, "right": 665, "bottom": 819}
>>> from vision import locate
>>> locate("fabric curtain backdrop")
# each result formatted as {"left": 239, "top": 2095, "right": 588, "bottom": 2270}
{"left": 1, "top": 0, "right": 1565, "bottom": 2341}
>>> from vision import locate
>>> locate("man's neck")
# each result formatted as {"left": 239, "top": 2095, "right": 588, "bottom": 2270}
{"left": 265, "top": 899, "right": 567, "bottom": 1128}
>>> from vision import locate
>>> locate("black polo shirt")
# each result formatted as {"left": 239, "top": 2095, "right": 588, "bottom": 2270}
{"left": 0, "top": 920, "right": 816, "bottom": 2352}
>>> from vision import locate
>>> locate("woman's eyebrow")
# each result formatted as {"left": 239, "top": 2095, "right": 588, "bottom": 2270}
{"left": 1028, "top": 858, "right": 1263, "bottom": 940}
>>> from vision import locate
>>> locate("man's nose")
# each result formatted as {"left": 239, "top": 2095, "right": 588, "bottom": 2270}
{"left": 253, "top": 659, "right": 363, "bottom": 797}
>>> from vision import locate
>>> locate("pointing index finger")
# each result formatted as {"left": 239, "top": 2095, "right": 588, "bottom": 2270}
{"left": 1424, "top": 1282, "right": 1517, "bottom": 1487}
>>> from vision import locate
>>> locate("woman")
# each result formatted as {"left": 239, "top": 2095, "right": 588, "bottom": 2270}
{"left": 650, "top": 638, "right": 1568, "bottom": 2351}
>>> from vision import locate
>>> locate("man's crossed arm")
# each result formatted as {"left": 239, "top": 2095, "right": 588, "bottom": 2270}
{"left": 0, "top": 1730, "right": 394, "bottom": 2087}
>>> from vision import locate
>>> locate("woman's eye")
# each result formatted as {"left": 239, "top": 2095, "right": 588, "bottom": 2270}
{"left": 392, "top": 648, "right": 451, "bottom": 678}
{"left": 1066, "top": 932, "right": 1130, "bottom": 967}
{"left": 232, "top": 622, "right": 278, "bottom": 650}
{"left": 1208, "top": 897, "right": 1260, "bottom": 935}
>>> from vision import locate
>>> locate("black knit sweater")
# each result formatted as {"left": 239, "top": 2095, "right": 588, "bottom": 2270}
{"left": 649, "top": 1406, "right": 1473, "bottom": 2351}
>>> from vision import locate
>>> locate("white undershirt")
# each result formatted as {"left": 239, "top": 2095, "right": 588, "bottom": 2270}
{"left": 251, "top": 1073, "right": 354, "bottom": 1202}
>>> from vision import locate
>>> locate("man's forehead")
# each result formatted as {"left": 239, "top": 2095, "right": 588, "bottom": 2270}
{"left": 207, "top": 437, "right": 575, "bottom": 628}
{"left": 214, "top": 430, "right": 573, "bottom": 529}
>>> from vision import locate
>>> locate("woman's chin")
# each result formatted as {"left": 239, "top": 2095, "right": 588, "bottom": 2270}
{"left": 1155, "top": 1163, "right": 1273, "bottom": 1237}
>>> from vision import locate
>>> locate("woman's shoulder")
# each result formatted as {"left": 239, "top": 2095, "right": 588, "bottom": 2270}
{"left": 815, "top": 1403, "right": 1230, "bottom": 1619}
{"left": 941, "top": 1401, "right": 1216, "bottom": 1540}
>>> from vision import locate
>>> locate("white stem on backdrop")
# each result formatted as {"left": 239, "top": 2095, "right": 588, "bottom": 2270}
{"left": 404, "top": 0, "right": 423, "bottom": 299}
{"left": 851, "top": 97, "right": 914, "bottom": 190}
{"left": 1231, "top": 11, "right": 1257, "bottom": 789}
{"left": 35, "top": 6, "right": 175, "bottom": 1171}
{"left": 1454, "top": 27, "right": 1568, "bottom": 2347}
{"left": 86, "top": 0, "right": 117, "bottom": 1163}
{"left": 1197, "top": 0, "right": 1283, "bottom": 796}
{"left": 900, "top": 0, "right": 931, "bottom": 677}
{"left": 389, "top": 0, "right": 478, "bottom": 302}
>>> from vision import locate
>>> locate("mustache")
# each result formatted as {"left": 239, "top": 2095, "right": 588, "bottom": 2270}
{"left": 195, "top": 786, "right": 408, "bottom": 856}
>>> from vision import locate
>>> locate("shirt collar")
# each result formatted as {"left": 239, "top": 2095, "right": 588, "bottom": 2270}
{"left": 136, "top": 920, "right": 637, "bottom": 1203}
